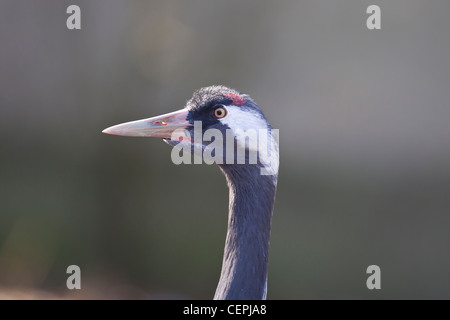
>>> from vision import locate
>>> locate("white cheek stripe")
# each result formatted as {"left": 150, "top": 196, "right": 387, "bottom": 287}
{"left": 220, "top": 106, "right": 279, "bottom": 176}
{"left": 220, "top": 106, "right": 268, "bottom": 132}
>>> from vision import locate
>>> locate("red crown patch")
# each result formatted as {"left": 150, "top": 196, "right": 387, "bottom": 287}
{"left": 224, "top": 93, "right": 245, "bottom": 106}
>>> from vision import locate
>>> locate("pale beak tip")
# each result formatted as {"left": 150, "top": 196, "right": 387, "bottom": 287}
{"left": 102, "top": 127, "right": 114, "bottom": 135}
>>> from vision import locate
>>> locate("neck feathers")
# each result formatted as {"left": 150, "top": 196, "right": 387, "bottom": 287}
{"left": 214, "top": 164, "right": 278, "bottom": 300}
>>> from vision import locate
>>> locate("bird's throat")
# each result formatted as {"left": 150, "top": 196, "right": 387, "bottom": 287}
{"left": 214, "top": 164, "right": 278, "bottom": 300}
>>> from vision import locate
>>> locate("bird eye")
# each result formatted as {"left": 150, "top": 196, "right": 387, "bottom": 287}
{"left": 214, "top": 106, "right": 227, "bottom": 118}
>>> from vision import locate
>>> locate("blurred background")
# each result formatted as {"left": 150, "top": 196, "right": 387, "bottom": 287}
{"left": 0, "top": 0, "right": 449, "bottom": 299}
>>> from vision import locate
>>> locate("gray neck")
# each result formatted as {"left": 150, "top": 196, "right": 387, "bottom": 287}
{"left": 214, "top": 164, "right": 278, "bottom": 300}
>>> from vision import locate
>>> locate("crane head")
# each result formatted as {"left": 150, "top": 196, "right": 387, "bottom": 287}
{"left": 103, "top": 85, "right": 278, "bottom": 173}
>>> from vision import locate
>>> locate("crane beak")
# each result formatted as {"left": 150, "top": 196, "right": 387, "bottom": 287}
{"left": 102, "top": 108, "right": 192, "bottom": 138}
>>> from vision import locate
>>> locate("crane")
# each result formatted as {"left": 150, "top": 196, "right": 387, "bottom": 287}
{"left": 103, "top": 85, "right": 279, "bottom": 299}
